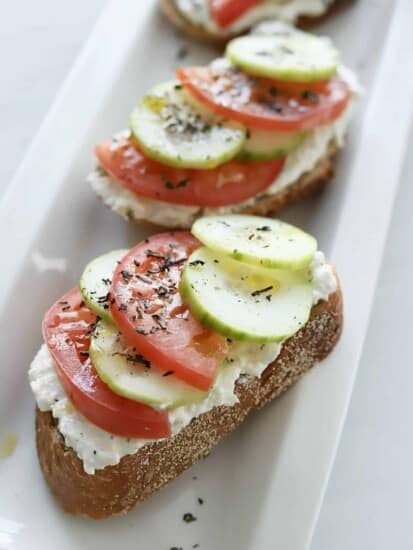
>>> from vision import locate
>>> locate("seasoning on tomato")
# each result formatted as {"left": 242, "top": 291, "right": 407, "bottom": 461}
{"left": 110, "top": 232, "right": 228, "bottom": 391}
{"left": 177, "top": 66, "right": 350, "bottom": 132}
{"left": 95, "top": 137, "right": 285, "bottom": 207}
{"left": 43, "top": 288, "right": 170, "bottom": 439}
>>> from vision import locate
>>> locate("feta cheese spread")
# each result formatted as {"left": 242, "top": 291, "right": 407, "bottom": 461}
{"left": 29, "top": 252, "right": 336, "bottom": 474}
{"left": 175, "top": 0, "right": 334, "bottom": 36}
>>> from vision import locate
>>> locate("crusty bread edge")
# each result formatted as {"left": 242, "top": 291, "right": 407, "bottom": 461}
{"left": 35, "top": 279, "right": 343, "bottom": 519}
{"left": 160, "top": 0, "right": 353, "bottom": 45}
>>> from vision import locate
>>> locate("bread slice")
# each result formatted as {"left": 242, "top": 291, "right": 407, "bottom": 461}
{"left": 160, "top": 0, "right": 352, "bottom": 45}
{"left": 35, "top": 282, "right": 343, "bottom": 519}
{"left": 93, "top": 140, "right": 338, "bottom": 230}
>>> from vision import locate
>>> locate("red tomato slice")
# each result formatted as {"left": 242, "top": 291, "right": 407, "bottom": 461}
{"left": 43, "top": 288, "right": 170, "bottom": 439}
{"left": 95, "top": 138, "right": 285, "bottom": 207}
{"left": 110, "top": 232, "right": 228, "bottom": 391}
{"left": 209, "top": 0, "right": 261, "bottom": 28}
{"left": 177, "top": 66, "right": 351, "bottom": 132}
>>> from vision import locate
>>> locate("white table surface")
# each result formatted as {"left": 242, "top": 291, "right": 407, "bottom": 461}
{"left": 1, "top": 1, "right": 412, "bottom": 548}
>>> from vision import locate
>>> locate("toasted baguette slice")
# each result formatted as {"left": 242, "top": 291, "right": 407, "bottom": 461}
{"left": 93, "top": 141, "right": 338, "bottom": 230}
{"left": 35, "top": 282, "right": 343, "bottom": 519}
{"left": 160, "top": 0, "right": 351, "bottom": 45}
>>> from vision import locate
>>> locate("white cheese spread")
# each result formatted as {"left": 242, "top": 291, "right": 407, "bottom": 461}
{"left": 175, "top": 0, "right": 334, "bottom": 36}
{"left": 29, "top": 251, "right": 336, "bottom": 474}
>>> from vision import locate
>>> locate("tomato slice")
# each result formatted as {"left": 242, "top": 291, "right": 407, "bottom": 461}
{"left": 209, "top": 0, "right": 261, "bottom": 28}
{"left": 110, "top": 232, "right": 228, "bottom": 391}
{"left": 95, "top": 138, "right": 285, "bottom": 207}
{"left": 177, "top": 66, "right": 351, "bottom": 132}
{"left": 43, "top": 288, "right": 170, "bottom": 439}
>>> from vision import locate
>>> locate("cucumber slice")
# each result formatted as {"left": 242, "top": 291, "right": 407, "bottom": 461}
{"left": 181, "top": 247, "right": 313, "bottom": 343}
{"left": 192, "top": 215, "right": 317, "bottom": 270}
{"left": 226, "top": 32, "right": 340, "bottom": 83}
{"left": 239, "top": 128, "right": 306, "bottom": 161}
{"left": 89, "top": 320, "right": 207, "bottom": 408}
{"left": 79, "top": 249, "right": 128, "bottom": 323}
{"left": 130, "top": 80, "right": 246, "bottom": 169}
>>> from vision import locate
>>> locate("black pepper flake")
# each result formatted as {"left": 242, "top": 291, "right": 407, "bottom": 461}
{"left": 147, "top": 255, "right": 187, "bottom": 275}
{"left": 162, "top": 370, "right": 174, "bottom": 377}
{"left": 118, "top": 303, "right": 127, "bottom": 311}
{"left": 135, "top": 327, "right": 147, "bottom": 335}
{"left": 164, "top": 178, "right": 191, "bottom": 190}
{"left": 197, "top": 498, "right": 204, "bottom": 505}
{"left": 120, "top": 270, "right": 132, "bottom": 282}
{"left": 145, "top": 249, "right": 165, "bottom": 259}
{"left": 79, "top": 351, "right": 89, "bottom": 357}
{"left": 101, "top": 278, "right": 111, "bottom": 285}
{"left": 189, "top": 260, "right": 205, "bottom": 267}
{"left": 123, "top": 353, "right": 151, "bottom": 368}
{"left": 183, "top": 513, "right": 197, "bottom": 523}
{"left": 96, "top": 293, "right": 110, "bottom": 304}
{"left": 62, "top": 305, "right": 71, "bottom": 311}
{"left": 258, "top": 99, "right": 283, "bottom": 113}
{"left": 136, "top": 273, "right": 153, "bottom": 284}
{"left": 152, "top": 314, "right": 167, "bottom": 330}
{"left": 256, "top": 225, "right": 271, "bottom": 231}
{"left": 58, "top": 300, "right": 68, "bottom": 305}
{"left": 176, "top": 45, "right": 188, "bottom": 60}
{"left": 157, "top": 285, "right": 169, "bottom": 297}
{"left": 301, "top": 90, "right": 319, "bottom": 103}
{"left": 251, "top": 285, "right": 273, "bottom": 297}
{"left": 133, "top": 259, "right": 141, "bottom": 267}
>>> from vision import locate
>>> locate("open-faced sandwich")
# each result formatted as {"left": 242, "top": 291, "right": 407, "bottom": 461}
{"left": 160, "top": 0, "right": 352, "bottom": 43}
{"left": 89, "top": 24, "right": 359, "bottom": 229}
{"left": 29, "top": 214, "right": 342, "bottom": 519}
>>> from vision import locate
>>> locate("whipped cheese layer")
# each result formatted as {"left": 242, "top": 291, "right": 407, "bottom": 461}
{"left": 29, "top": 252, "right": 336, "bottom": 474}
{"left": 175, "top": 0, "right": 334, "bottom": 35}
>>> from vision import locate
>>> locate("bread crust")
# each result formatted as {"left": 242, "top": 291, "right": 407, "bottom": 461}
{"left": 160, "top": 0, "right": 353, "bottom": 45}
{"left": 35, "top": 283, "right": 343, "bottom": 519}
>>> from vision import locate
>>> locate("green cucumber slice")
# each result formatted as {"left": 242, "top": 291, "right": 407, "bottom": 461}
{"left": 89, "top": 320, "right": 207, "bottom": 409}
{"left": 192, "top": 215, "right": 317, "bottom": 270}
{"left": 130, "top": 80, "right": 246, "bottom": 169}
{"left": 79, "top": 249, "right": 128, "bottom": 323}
{"left": 239, "top": 128, "right": 306, "bottom": 161}
{"left": 181, "top": 247, "right": 313, "bottom": 343}
{"left": 226, "top": 32, "right": 340, "bottom": 83}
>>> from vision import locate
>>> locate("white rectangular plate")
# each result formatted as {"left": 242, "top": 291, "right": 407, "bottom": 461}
{"left": 1, "top": 1, "right": 412, "bottom": 549}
